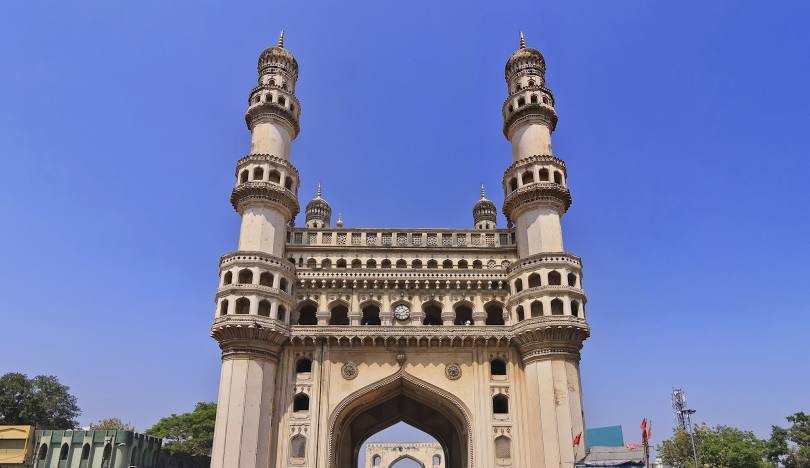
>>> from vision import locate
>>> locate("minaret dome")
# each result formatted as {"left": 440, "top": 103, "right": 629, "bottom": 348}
{"left": 473, "top": 184, "right": 497, "bottom": 230}
{"left": 305, "top": 184, "right": 332, "bottom": 228}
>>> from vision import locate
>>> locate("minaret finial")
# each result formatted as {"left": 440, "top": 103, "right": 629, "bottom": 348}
{"left": 519, "top": 31, "right": 526, "bottom": 49}
{"left": 277, "top": 30, "right": 285, "bottom": 48}
{"left": 336, "top": 213, "right": 344, "bottom": 228}
{"left": 481, "top": 183, "right": 486, "bottom": 199}
{"left": 316, "top": 183, "right": 322, "bottom": 198}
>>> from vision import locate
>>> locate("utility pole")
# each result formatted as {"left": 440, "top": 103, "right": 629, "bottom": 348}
{"left": 672, "top": 389, "right": 700, "bottom": 467}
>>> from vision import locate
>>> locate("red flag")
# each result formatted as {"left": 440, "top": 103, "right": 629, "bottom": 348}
{"left": 641, "top": 418, "right": 648, "bottom": 442}
{"left": 572, "top": 432, "right": 582, "bottom": 446}
{"left": 647, "top": 420, "right": 652, "bottom": 440}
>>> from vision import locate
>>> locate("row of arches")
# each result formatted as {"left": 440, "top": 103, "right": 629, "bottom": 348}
{"left": 237, "top": 165, "right": 296, "bottom": 192}
{"left": 293, "top": 301, "right": 507, "bottom": 326}
{"left": 514, "top": 297, "right": 582, "bottom": 320}
{"left": 218, "top": 296, "right": 288, "bottom": 321}
{"left": 220, "top": 267, "right": 292, "bottom": 293}
{"left": 513, "top": 269, "right": 579, "bottom": 292}
{"left": 250, "top": 91, "right": 296, "bottom": 112}
{"left": 302, "top": 257, "right": 498, "bottom": 270}
{"left": 506, "top": 92, "right": 551, "bottom": 114}
{"left": 506, "top": 166, "right": 565, "bottom": 193}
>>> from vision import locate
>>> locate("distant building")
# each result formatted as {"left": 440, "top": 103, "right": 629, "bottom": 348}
{"left": 364, "top": 443, "right": 444, "bottom": 468}
{"left": 577, "top": 426, "right": 644, "bottom": 467}
{"left": 32, "top": 430, "right": 160, "bottom": 468}
{"left": 0, "top": 426, "right": 35, "bottom": 467}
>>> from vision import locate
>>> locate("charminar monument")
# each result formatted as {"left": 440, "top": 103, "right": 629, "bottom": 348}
{"left": 209, "top": 32, "right": 590, "bottom": 468}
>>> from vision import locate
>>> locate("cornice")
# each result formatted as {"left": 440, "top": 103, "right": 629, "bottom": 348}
{"left": 235, "top": 154, "right": 299, "bottom": 178}
{"left": 245, "top": 102, "right": 301, "bottom": 138}
{"left": 220, "top": 251, "right": 296, "bottom": 274}
{"left": 506, "top": 285, "right": 587, "bottom": 305}
{"left": 230, "top": 181, "right": 299, "bottom": 218}
{"left": 503, "top": 103, "right": 558, "bottom": 136}
{"left": 507, "top": 252, "right": 583, "bottom": 275}
{"left": 501, "top": 154, "right": 568, "bottom": 180}
{"left": 502, "top": 182, "right": 572, "bottom": 218}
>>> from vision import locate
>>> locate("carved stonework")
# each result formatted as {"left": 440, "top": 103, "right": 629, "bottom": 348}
{"left": 445, "top": 363, "right": 462, "bottom": 380}
{"left": 341, "top": 361, "right": 358, "bottom": 380}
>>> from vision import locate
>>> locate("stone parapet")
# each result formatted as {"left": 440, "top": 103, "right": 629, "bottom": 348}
{"left": 230, "top": 181, "right": 299, "bottom": 219}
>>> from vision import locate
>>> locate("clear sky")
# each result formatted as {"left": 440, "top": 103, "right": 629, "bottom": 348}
{"left": 1, "top": 0, "right": 809, "bottom": 460}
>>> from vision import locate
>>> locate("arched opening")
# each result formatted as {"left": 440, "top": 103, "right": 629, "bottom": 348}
{"left": 330, "top": 305, "right": 350, "bottom": 325}
{"left": 259, "top": 271, "right": 273, "bottom": 286}
{"left": 284, "top": 177, "right": 293, "bottom": 191}
{"left": 101, "top": 444, "right": 111, "bottom": 467}
{"left": 530, "top": 300, "right": 543, "bottom": 317}
{"left": 442, "top": 259, "right": 453, "bottom": 269}
{"left": 396, "top": 259, "right": 407, "bottom": 268}
{"left": 530, "top": 94, "right": 538, "bottom": 104}
{"left": 235, "top": 297, "right": 250, "bottom": 314}
{"left": 514, "top": 278, "right": 523, "bottom": 292}
{"left": 548, "top": 270, "right": 562, "bottom": 285}
{"left": 37, "top": 444, "right": 48, "bottom": 461}
{"left": 554, "top": 171, "right": 563, "bottom": 184}
{"left": 422, "top": 303, "right": 442, "bottom": 325}
{"left": 257, "top": 300, "right": 271, "bottom": 317}
{"left": 296, "top": 357, "right": 312, "bottom": 375}
{"left": 494, "top": 436, "right": 512, "bottom": 462}
{"left": 492, "top": 394, "right": 509, "bottom": 414}
{"left": 252, "top": 166, "right": 264, "bottom": 180}
{"left": 433, "top": 454, "right": 441, "bottom": 466}
{"left": 237, "top": 268, "right": 253, "bottom": 284}
{"left": 551, "top": 298, "right": 564, "bottom": 315}
{"left": 427, "top": 259, "right": 438, "bottom": 269}
{"left": 306, "top": 257, "right": 317, "bottom": 268}
{"left": 351, "top": 259, "right": 362, "bottom": 269}
{"left": 277, "top": 305, "right": 287, "bottom": 321}
{"left": 59, "top": 443, "right": 69, "bottom": 460}
{"left": 516, "top": 305, "right": 525, "bottom": 321}
{"left": 80, "top": 444, "right": 90, "bottom": 460}
{"left": 366, "top": 259, "right": 377, "bottom": 269}
{"left": 412, "top": 259, "right": 423, "bottom": 269}
{"left": 528, "top": 273, "right": 541, "bottom": 288}
{"left": 543, "top": 96, "right": 550, "bottom": 104}
{"left": 472, "top": 260, "right": 482, "bottom": 269}
{"left": 571, "top": 300, "right": 580, "bottom": 317}
{"left": 279, "top": 277, "right": 289, "bottom": 292}
{"left": 239, "top": 170, "right": 248, "bottom": 183}
{"left": 539, "top": 168, "right": 550, "bottom": 181}
{"left": 331, "top": 373, "right": 470, "bottom": 468}
{"left": 390, "top": 455, "right": 426, "bottom": 467}
{"left": 361, "top": 304, "right": 381, "bottom": 325}
{"left": 278, "top": 96, "right": 286, "bottom": 106}
{"left": 484, "top": 303, "right": 505, "bottom": 325}
{"left": 457, "top": 260, "right": 468, "bottom": 269}
{"left": 289, "top": 435, "right": 306, "bottom": 462}
{"left": 521, "top": 171, "right": 534, "bottom": 185}
{"left": 568, "top": 273, "right": 578, "bottom": 287}
{"left": 372, "top": 454, "right": 382, "bottom": 466}
{"left": 219, "top": 299, "right": 229, "bottom": 316}
{"left": 297, "top": 303, "right": 317, "bottom": 325}
{"left": 337, "top": 258, "right": 347, "bottom": 268}
{"left": 453, "top": 304, "right": 473, "bottom": 325}
{"left": 322, "top": 258, "right": 333, "bottom": 269}
{"left": 381, "top": 259, "right": 392, "bottom": 269}
{"left": 517, "top": 97, "right": 526, "bottom": 107}
{"left": 508, "top": 177, "right": 518, "bottom": 192}
{"left": 293, "top": 393, "right": 310, "bottom": 412}
{"left": 222, "top": 271, "right": 233, "bottom": 285}
{"left": 490, "top": 358, "right": 506, "bottom": 377}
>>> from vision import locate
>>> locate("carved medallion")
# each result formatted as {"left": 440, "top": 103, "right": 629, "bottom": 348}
{"left": 445, "top": 363, "right": 462, "bottom": 380}
{"left": 341, "top": 361, "right": 358, "bottom": 380}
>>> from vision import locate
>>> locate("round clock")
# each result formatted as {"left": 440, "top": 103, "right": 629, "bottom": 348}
{"left": 393, "top": 304, "right": 410, "bottom": 321}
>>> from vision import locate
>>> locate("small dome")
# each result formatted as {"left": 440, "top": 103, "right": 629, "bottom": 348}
{"left": 258, "top": 32, "right": 299, "bottom": 77}
{"left": 473, "top": 185, "right": 497, "bottom": 227}
{"left": 305, "top": 184, "right": 331, "bottom": 228}
{"left": 505, "top": 33, "right": 546, "bottom": 80}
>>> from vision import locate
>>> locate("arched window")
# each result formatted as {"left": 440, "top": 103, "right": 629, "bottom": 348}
{"left": 530, "top": 94, "right": 538, "bottom": 104}
{"left": 495, "top": 436, "right": 512, "bottom": 460}
{"left": 290, "top": 103, "right": 295, "bottom": 112}
{"left": 567, "top": 273, "right": 577, "bottom": 287}
{"left": 412, "top": 259, "right": 423, "bottom": 269}
{"left": 493, "top": 394, "right": 509, "bottom": 414}
{"left": 490, "top": 358, "right": 507, "bottom": 376}
{"left": 530, "top": 300, "right": 543, "bottom": 317}
{"left": 423, "top": 303, "right": 442, "bottom": 325}
{"left": 361, "top": 304, "right": 381, "bottom": 325}
{"left": 571, "top": 301, "right": 580, "bottom": 317}
{"left": 253, "top": 95, "right": 260, "bottom": 104}
{"left": 219, "top": 299, "right": 229, "bottom": 316}
{"left": 508, "top": 177, "right": 518, "bottom": 192}
{"left": 381, "top": 259, "right": 392, "bottom": 269}
{"left": 259, "top": 272, "right": 273, "bottom": 286}
{"left": 289, "top": 435, "right": 306, "bottom": 459}
{"left": 279, "top": 277, "right": 289, "bottom": 292}
{"left": 543, "top": 96, "right": 549, "bottom": 104}
{"left": 80, "top": 444, "right": 90, "bottom": 460}
{"left": 278, "top": 96, "right": 286, "bottom": 106}
{"left": 548, "top": 270, "right": 562, "bottom": 285}
{"left": 427, "top": 259, "right": 438, "bottom": 269}
{"left": 239, "top": 170, "right": 248, "bottom": 183}
{"left": 237, "top": 269, "right": 253, "bottom": 284}
{"left": 472, "top": 260, "right": 483, "bottom": 269}
{"left": 351, "top": 259, "right": 362, "bottom": 269}
{"left": 485, "top": 303, "right": 505, "bottom": 325}
{"left": 528, "top": 79, "right": 536, "bottom": 87}
{"left": 396, "top": 259, "right": 407, "bottom": 268}
{"left": 101, "top": 444, "right": 111, "bottom": 467}
{"left": 433, "top": 454, "right": 441, "bottom": 466}
{"left": 293, "top": 393, "right": 309, "bottom": 412}
{"left": 551, "top": 298, "right": 564, "bottom": 315}
{"left": 258, "top": 300, "right": 271, "bottom": 317}
{"left": 321, "top": 258, "right": 332, "bottom": 269}
{"left": 458, "top": 259, "right": 469, "bottom": 269}
{"left": 372, "top": 454, "right": 382, "bottom": 466}
{"left": 306, "top": 258, "right": 317, "bottom": 268}
{"left": 37, "top": 444, "right": 48, "bottom": 461}
{"left": 508, "top": 104, "right": 514, "bottom": 113}
{"left": 297, "top": 303, "right": 317, "bottom": 325}
{"left": 514, "top": 278, "right": 523, "bottom": 292}
{"left": 454, "top": 305, "right": 473, "bottom": 325}
{"left": 329, "top": 305, "right": 349, "bottom": 325}
{"left": 336, "top": 258, "right": 347, "bottom": 268}
{"left": 59, "top": 443, "right": 69, "bottom": 460}
{"left": 554, "top": 171, "right": 563, "bottom": 184}
{"left": 528, "top": 273, "right": 541, "bottom": 288}
{"left": 516, "top": 305, "right": 525, "bottom": 321}
{"left": 252, "top": 167, "right": 264, "bottom": 180}
{"left": 269, "top": 170, "right": 281, "bottom": 184}
{"left": 442, "top": 259, "right": 453, "bottom": 269}
{"left": 366, "top": 259, "right": 377, "bottom": 268}
{"left": 518, "top": 97, "right": 526, "bottom": 107}
{"left": 235, "top": 297, "right": 250, "bottom": 314}
{"left": 539, "top": 168, "right": 550, "bottom": 181}
{"left": 521, "top": 171, "right": 534, "bottom": 185}
{"left": 222, "top": 271, "right": 233, "bottom": 285}
{"left": 296, "top": 357, "right": 312, "bottom": 374}
{"left": 284, "top": 177, "right": 293, "bottom": 190}
{"left": 277, "top": 305, "right": 286, "bottom": 321}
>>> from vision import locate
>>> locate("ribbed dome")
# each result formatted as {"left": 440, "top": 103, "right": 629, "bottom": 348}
{"left": 505, "top": 33, "right": 546, "bottom": 80}
{"left": 473, "top": 185, "right": 497, "bottom": 226}
{"left": 257, "top": 33, "right": 299, "bottom": 77}
{"left": 305, "top": 184, "right": 331, "bottom": 227}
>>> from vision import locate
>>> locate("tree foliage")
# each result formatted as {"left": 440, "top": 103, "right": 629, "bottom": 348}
{"left": 145, "top": 402, "right": 216, "bottom": 456}
{"left": 768, "top": 412, "right": 810, "bottom": 468}
{"left": 658, "top": 424, "right": 770, "bottom": 468}
{"left": 89, "top": 417, "right": 135, "bottom": 431}
{"left": 0, "top": 372, "right": 80, "bottom": 429}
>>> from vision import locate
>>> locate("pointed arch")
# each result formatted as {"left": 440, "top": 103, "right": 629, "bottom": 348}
{"left": 389, "top": 454, "right": 426, "bottom": 467}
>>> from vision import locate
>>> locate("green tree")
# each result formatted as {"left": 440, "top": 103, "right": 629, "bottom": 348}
{"left": 89, "top": 417, "right": 135, "bottom": 431}
{"left": 657, "top": 424, "right": 770, "bottom": 468}
{"left": 0, "top": 372, "right": 80, "bottom": 429}
{"left": 768, "top": 412, "right": 810, "bottom": 467}
{"left": 146, "top": 402, "right": 216, "bottom": 456}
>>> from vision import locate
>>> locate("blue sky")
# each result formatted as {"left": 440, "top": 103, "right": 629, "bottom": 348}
{"left": 1, "top": 0, "right": 809, "bottom": 460}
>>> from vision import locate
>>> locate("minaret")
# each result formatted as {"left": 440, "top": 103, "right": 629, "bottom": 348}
{"left": 502, "top": 33, "right": 589, "bottom": 467}
{"left": 210, "top": 33, "right": 301, "bottom": 468}
{"left": 472, "top": 184, "right": 497, "bottom": 230}
{"left": 305, "top": 184, "right": 332, "bottom": 228}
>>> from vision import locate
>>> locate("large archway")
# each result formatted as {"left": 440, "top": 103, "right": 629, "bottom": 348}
{"left": 329, "top": 372, "right": 472, "bottom": 468}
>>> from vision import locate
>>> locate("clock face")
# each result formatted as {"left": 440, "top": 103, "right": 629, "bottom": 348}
{"left": 393, "top": 304, "right": 410, "bottom": 321}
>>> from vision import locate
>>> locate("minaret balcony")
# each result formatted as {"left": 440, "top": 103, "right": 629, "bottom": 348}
{"left": 506, "top": 285, "right": 586, "bottom": 305}
{"left": 502, "top": 181, "right": 572, "bottom": 219}
{"left": 503, "top": 101, "right": 558, "bottom": 137}
{"left": 511, "top": 316, "right": 590, "bottom": 361}
{"left": 211, "top": 315, "right": 290, "bottom": 353}
{"left": 245, "top": 100, "right": 300, "bottom": 138}
{"left": 230, "top": 181, "right": 300, "bottom": 218}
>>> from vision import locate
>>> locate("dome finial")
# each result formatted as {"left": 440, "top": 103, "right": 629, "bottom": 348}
{"left": 519, "top": 31, "right": 526, "bottom": 49}
{"left": 481, "top": 183, "right": 487, "bottom": 199}
{"left": 277, "top": 30, "right": 285, "bottom": 48}
{"left": 316, "top": 183, "right": 322, "bottom": 198}
{"left": 336, "top": 213, "right": 344, "bottom": 228}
